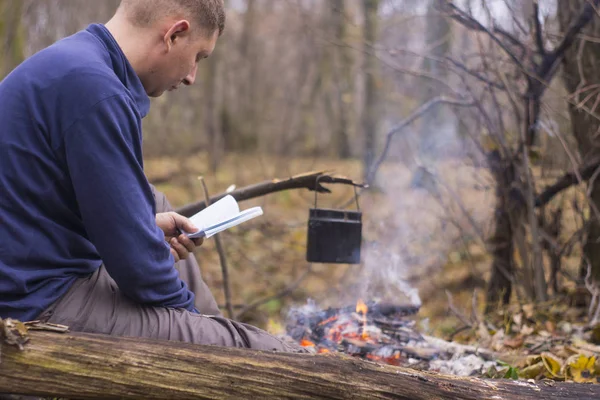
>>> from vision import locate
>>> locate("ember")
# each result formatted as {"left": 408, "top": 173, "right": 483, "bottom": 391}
{"left": 286, "top": 300, "right": 437, "bottom": 367}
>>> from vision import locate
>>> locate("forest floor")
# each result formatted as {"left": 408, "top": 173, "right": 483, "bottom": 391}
{"left": 146, "top": 152, "right": 599, "bottom": 383}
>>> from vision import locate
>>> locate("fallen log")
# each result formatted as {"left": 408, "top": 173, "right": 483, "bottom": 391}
{"left": 1, "top": 331, "right": 600, "bottom": 399}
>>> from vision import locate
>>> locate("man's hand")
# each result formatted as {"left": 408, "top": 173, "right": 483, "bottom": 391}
{"left": 155, "top": 212, "right": 204, "bottom": 262}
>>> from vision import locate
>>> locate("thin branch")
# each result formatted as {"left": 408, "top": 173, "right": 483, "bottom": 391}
{"left": 502, "top": 0, "right": 529, "bottom": 36}
{"left": 431, "top": 177, "right": 486, "bottom": 246}
{"left": 585, "top": 261, "right": 600, "bottom": 326}
{"left": 366, "top": 96, "right": 473, "bottom": 184}
{"left": 235, "top": 265, "right": 313, "bottom": 320}
{"left": 442, "top": 1, "right": 526, "bottom": 71}
{"left": 533, "top": 1, "right": 546, "bottom": 56}
{"left": 444, "top": 56, "right": 507, "bottom": 90}
{"left": 198, "top": 177, "right": 234, "bottom": 319}
{"left": 540, "top": 0, "right": 600, "bottom": 82}
{"left": 445, "top": 290, "right": 473, "bottom": 328}
{"left": 535, "top": 161, "right": 600, "bottom": 207}
{"left": 493, "top": 26, "right": 527, "bottom": 54}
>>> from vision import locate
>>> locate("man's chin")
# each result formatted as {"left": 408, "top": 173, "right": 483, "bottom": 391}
{"left": 148, "top": 89, "right": 166, "bottom": 98}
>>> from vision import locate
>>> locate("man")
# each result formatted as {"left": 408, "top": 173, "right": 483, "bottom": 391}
{"left": 0, "top": 0, "right": 302, "bottom": 352}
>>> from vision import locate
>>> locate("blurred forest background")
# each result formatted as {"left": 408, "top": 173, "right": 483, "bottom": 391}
{"left": 3, "top": 0, "right": 600, "bottom": 339}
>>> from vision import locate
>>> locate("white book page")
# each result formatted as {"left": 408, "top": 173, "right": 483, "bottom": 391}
{"left": 185, "top": 196, "right": 263, "bottom": 239}
{"left": 188, "top": 195, "right": 239, "bottom": 233}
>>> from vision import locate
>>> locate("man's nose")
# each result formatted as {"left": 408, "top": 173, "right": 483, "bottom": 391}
{"left": 183, "top": 64, "right": 198, "bottom": 86}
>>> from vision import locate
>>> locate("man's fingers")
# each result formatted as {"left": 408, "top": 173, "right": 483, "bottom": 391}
{"left": 170, "top": 247, "right": 181, "bottom": 263}
{"left": 170, "top": 238, "right": 189, "bottom": 261}
{"left": 177, "top": 233, "right": 196, "bottom": 253}
{"left": 192, "top": 237, "right": 204, "bottom": 247}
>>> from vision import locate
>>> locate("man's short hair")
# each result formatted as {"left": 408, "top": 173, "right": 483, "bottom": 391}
{"left": 119, "top": 0, "right": 225, "bottom": 36}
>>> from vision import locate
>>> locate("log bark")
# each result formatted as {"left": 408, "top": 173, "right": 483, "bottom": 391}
{"left": 1, "top": 331, "right": 600, "bottom": 400}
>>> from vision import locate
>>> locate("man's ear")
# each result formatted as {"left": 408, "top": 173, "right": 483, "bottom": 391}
{"left": 163, "top": 20, "right": 191, "bottom": 52}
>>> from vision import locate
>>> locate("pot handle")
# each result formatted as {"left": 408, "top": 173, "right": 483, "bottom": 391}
{"left": 314, "top": 174, "right": 360, "bottom": 211}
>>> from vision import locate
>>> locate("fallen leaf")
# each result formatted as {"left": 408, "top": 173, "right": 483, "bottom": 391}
{"left": 523, "top": 304, "right": 535, "bottom": 319}
{"left": 519, "top": 362, "right": 545, "bottom": 380}
{"left": 572, "top": 338, "right": 600, "bottom": 354}
{"left": 565, "top": 354, "right": 597, "bottom": 383}
{"left": 503, "top": 335, "right": 524, "bottom": 349}
{"left": 557, "top": 321, "right": 572, "bottom": 335}
{"left": 521, "top": 324, "right": 534, "bottom": 336}
{"left": 541, "top": 352, "right": 564, "bottom": 379}
{"left": 513, "top": 313, "right": 523, "bottom": 327}
{"left": 525, "top": 355, "right": 542, "bottom": 367}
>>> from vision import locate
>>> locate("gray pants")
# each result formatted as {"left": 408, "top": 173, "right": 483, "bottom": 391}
{"left": 37, "top": 188, "right": 303, "bottom": 353}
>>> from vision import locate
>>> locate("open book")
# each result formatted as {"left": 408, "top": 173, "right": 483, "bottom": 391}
{"left": 185, "top": 195, "right": 263, "bottom": 239}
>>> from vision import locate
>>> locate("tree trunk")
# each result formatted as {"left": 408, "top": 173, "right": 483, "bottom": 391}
{"left": 0, "top": 0, "right": 25, "bottom": 78}
{"left": 2, "top": 330, "right": 599, "bottom": 400}
{"left": 361, "top": 0, "right": 380, "bottom": 182}
{"left": 331, "top": 0, "right": 353, "bottom": 159}
{"left": 418, "top": 0, "right": 453, "bottom": 161}
{"left": 485, "top": 151, "right": 518, "bottom": 311}
{"left": 205, "top": 30, "right": 223, "bottom": 174}
{"left": 558, "top": 0, "right": 600, "bottom": 283}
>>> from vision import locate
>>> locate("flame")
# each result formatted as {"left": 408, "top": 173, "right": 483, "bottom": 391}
{"left": 318, "top": 348, "right": 330, "bottom": 354}
{"left": 356, "top": 299, "right": 368, "bottom": 314}
{"left": 300, "top": 338, "right": 316, "bottom": 347}
{"left": 356, "top": 299, "right": 369, "bottom": 340}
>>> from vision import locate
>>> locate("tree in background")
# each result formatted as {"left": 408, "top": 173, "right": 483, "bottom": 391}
{"left": 330, "top": 0, "right": 354, "bottom": 159}
{"left": 559, "top": 0, "right": 600, "bottom": 284}
{"left": 361, "top": 0, "right": 381, "bottom": 181}
{"left": 418, "top": 0, "right": 453, "bottom": 162}
{"left": 0, "top": 0, "right": 26, "bottom": 78}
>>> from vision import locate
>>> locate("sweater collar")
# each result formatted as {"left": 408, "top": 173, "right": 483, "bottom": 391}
{"left": 85, "top": 23, "right": 151, "bottom": 118}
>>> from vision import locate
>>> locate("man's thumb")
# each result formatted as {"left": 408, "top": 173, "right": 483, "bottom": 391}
{"left": 178, "top": 216, "right": 198, "bottom": 234}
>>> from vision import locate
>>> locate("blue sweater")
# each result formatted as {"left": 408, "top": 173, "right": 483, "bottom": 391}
{"left": 0, "top": 24, "right": 195, "bottom": 321}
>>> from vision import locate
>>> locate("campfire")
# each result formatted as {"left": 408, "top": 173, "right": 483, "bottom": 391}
{"left": 286, "top": 299, "right": 439, "bottom": 367}
{"left": 286, "top": 299, "right": 504, "bottom": 377}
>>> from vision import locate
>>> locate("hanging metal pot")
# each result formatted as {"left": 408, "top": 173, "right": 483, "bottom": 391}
{"left": 306, "top": 176, "right": 362, "bottom": 264}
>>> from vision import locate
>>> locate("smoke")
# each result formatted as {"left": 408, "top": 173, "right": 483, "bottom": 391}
{"left": 350, "top": 244, "right": 422, "bottom": 307}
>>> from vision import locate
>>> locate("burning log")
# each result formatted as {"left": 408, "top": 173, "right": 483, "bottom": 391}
{"left": 1, "top": 330, "right": 600, "bottom": 399}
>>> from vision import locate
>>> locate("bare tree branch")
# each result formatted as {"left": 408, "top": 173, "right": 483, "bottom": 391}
{"left": 535, "top": 161, "right": 600, "bottom": 207}
{"left": 366, "top": 96, "right": 473, "bottom": 184}
{"left": 442, "top": 1, "right": 527, "bottom": 71}
{"left": 444, "top": 56, "right": 507, "bottom": 90}
{"left": 493, "top": 26, "right": 527, "bottom": 54}
{"left": 533, "top": 2, "right": 546, "bottom": 56}
{"left": 445, "top": 290, "right": 473, "bottom": 328}
{"left": 235, "top": 265, "right": 313, "bottom": 320}
{"left": 541, "top": 0, "right": 600, "bottom": 82}
{"left": 175, "top": 171, "right": 366, "bottom": 218}
{"left": 199, "top": 177, "right": 234, "bottom": 319}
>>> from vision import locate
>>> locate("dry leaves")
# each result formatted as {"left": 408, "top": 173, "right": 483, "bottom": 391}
{"left": 0, "top": 318, "right": 29, "bottom": 351}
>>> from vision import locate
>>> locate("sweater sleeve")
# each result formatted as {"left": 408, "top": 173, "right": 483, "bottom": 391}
{"left": 62, "top": 94, "right": 195, "bottom": 311}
